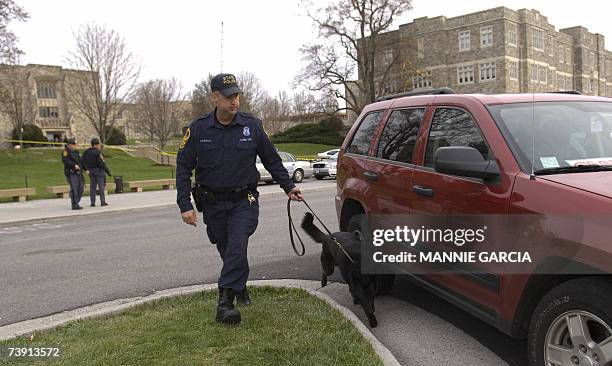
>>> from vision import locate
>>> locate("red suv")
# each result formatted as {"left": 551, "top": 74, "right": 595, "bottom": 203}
{"left": 335, "top": 91, "right": 612, "bottom": 366}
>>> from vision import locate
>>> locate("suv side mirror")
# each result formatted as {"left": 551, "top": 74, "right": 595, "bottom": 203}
{"left": 434, "top": 146, "right": 500, "bottom": 180}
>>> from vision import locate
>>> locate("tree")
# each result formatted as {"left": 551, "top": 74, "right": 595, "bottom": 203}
{"left": 0, "top": 0, "right": 29, "bottom": 63}
{"left": 132, "top": 78, "right": 188, "bottom": 150}
{"left": 65, "top": 23, "right": 140, "bottom": 144}
{"left": 0, "top": 63, "right": 33, "bottom": 133}
{"left": 11, "top": 123, "right": 45, "bottom": 147}
{"left": 237, "top": 71, "right": 268, "bottom": 116}
{"left": 191, "top": 74, "right": 214, "bottom": 118}
{"left": 295, "top": 0, "right": 413, "bottom": 115}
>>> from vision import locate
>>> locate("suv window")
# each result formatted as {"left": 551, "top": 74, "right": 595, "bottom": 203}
{"left": 376, "top": 108, "right": 425, "bottom": 163}
{"left": 348, "top": 111, "right": 382, "bottom": 155}
{"left": 424, "top": 108, "right": 493, "bottom": 168}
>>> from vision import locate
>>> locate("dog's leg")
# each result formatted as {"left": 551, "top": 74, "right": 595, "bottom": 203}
{"left": 321, "top": 273, "right": 328, "bottom": 287}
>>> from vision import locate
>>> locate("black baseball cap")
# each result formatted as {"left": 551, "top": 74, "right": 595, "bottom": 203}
{"left": 66, "top": 138, "right": 76, "bottom": 145}
{"left": 91, "top": 138, "right": 100, "bottom": 145}
{"left": 211, "top": 73, "right": 241, "bottom": 96}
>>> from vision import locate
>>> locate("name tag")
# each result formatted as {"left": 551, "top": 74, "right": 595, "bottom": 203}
{"left": 239, "top": 138, "right": 253, "bottom": 142}
{"left": 199, "top": 139, "right": 212, "bottom": 143}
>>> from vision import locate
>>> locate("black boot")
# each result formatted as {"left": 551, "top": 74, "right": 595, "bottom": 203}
{"left": 236, "top": 288, "right": 251, "bottom": 306}
{"left": 216, "top": 288, "right": 241, "bottom": 325}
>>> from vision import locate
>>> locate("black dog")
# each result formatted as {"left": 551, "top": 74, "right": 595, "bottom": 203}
{"left": 301, "top": 212, "right": 378, "bottom": 327}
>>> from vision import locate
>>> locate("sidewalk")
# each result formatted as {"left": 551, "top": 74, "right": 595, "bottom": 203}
{"left": 0, "top": 180, "right": 336, "bottom": 226}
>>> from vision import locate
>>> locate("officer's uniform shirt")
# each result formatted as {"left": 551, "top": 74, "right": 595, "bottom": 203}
{"left": 176, "top": 109, "right": 295, "bottom": 213}
{"left": 82, "top": 147, "right": 111, "bottom": 175}
{"left": 61, "top": 148, "right": 82, "bottom": 175}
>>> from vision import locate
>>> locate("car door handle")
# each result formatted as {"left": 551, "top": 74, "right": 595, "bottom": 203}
{"left": 412, "top": 185, "right": 433, "bottom": 198}
{"left": 363, "top": 171, "right": 378, "bottom": 182}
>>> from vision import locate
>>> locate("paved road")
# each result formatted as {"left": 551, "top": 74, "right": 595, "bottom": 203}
{"left": 0, "top": 188, "right": 525, "bottom": 365}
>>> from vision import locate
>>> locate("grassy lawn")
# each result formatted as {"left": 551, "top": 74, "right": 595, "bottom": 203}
{"left": 0, "top": 148, "right": 175, "bottom": 202}
{"left": 0, "top": 287, "right": 382, "bottom": 366}
{"left": 273, "top": 143, "right": 339, "bottom": 157}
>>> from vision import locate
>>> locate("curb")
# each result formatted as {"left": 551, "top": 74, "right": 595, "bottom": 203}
{"left": 0, "top": 279, "right": 400, "bottom": 366}
{"left": 0, "top": 186, "right": 335, "bottom": 228}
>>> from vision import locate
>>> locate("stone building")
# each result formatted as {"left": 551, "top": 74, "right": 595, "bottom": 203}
{"left": 0, "top": 63, "right": 190, "bottom": 148}
{"left": 369, "top": 7, "right": 612, "bottom": 98}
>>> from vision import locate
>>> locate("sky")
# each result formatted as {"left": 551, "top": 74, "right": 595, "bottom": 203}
{"left": 9, "top": 0, "right": 612, "bottom": 97}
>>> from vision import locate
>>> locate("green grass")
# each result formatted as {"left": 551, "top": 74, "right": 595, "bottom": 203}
{"left": 0, "top": 148, "right": 175, "bottom": 202}
{"left": 273, "top": 143, "right": 339, "bottom": 156}
{"left": 0, "top": 287, "right": 382, "bottom": 366}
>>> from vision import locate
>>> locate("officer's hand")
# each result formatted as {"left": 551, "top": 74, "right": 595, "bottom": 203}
{"left": 181, "top": 210, "right": 198, "bottom": 227}
{"left": 287, "top": 187, "right": 303, "bottom": 201}
{"left": 85, "top": 170, "right": 89, "bottom": 175}
{"left": 75, "top": 165, "right": 80, "bottom": 170}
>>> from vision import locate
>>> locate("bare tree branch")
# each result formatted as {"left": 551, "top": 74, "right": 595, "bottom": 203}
{"left": 65, "top": 23, "right": 140, "bottom": 143}
{"left": 295, "top": 0, "right": 412, "bottom": 116}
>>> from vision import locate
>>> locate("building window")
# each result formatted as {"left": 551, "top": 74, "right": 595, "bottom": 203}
{"left": 532, "top": 28, "right": 544, "bottom": 51}
{"left": 591, "top": 52, "right": 596, "bottom": 69}
{"left": 412, "top": 71, "right": 432, "bottom": 90}
{"left": 539, "top": 66, "right": 547, "bottom": 83}
{"left": 508, "top": 62, "right": 518, "bottom": 80}
{"left": 36, "top": 81, "right": 56, "bottom": 99}
{"left": 479, "top": 62, "right": 496, "bottom": 81}
{"left": 383, "top": 48, "right": 393, "bottom": 67}
{"left": 549, "top": 70, "right": 555, "bottom": 86}
{"left": 559, "top": 46, "right": 565, "bottom": 64}
{"left": 417, "top": 37, "right": 424, "bottom": 59}
{"left": 507, "top": 23, "right": 517, "bottom": 46}
{"left": 530, "top": 64, "right": 538, "bottom": 82}
{"left": 588, "top": 78, "right": 594, "bottom": 93}
{"left": 546, "top": 35, "right": 553, "bottom": 56}
{"left": 557, "top": 73, "right": 564, "bottom": 90}
{"left": 566, "top": 48, "right": 572, "bottom": 65}
{"left": 39, "top": 106, "right": 59, "bottom": 118}
{"left": 480, "top": 26, "right": 493, "bottom": 48}
{"left": 458, "top": 31, "right": 471, "bottom": 51}
{"left": 565, "top": 76, "right": 573, "bottom": 91}
{"left": 457, "top": 65, "right": 474, "bottom": 84}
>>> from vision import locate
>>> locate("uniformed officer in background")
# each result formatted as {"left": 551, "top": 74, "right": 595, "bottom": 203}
{"left": 82, "top": 138, "right": 112, "bottom": 207}
{"left": 176, "top": 73, "right": 303, "bottom": 325}
{"left": 61, "top": 138, "right": 84, "bottom": 210}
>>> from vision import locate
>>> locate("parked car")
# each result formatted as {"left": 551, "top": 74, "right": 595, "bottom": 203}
{"left": 335, "top": 90, "right": 612, "bottom": 366}
{"left": 312, "top": 153, "right": 338, "bottom": 179}
{"left": 316, "top": 148, "right": 340, "bottom": 159}
{"left": 257, "top": 151, "right": 313, "bottom": 183}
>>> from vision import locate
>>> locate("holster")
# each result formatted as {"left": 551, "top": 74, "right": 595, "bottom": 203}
{"left": 192, "top": 184, "right": 204, "bottom": 212}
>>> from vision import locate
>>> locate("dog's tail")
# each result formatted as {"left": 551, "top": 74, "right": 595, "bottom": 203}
{"left": 301, "top": 212, "right": 329, "bottom": 244}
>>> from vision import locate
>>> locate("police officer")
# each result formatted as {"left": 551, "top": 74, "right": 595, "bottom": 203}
{"left": 82, "top": 138, "right": 111, "bottom": 207}
{"left": 176, "top": 73, "right": 303, "bottom": 325}
{"left": 61, "top": 138, "right": 84, "bottom": 210}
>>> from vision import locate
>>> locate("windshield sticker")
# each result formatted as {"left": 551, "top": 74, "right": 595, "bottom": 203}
{"left": 540, "top": 157, "right": 560, "bottom": 168}
{"left": 591, "top": 118, "right": 603, "bottom": 133}
{"left": 565, "top": 157, "right": 612, "bottom": 166}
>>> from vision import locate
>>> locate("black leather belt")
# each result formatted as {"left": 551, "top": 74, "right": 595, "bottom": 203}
{"left": 196, "top": 184, "right": 256, "bottom": 203}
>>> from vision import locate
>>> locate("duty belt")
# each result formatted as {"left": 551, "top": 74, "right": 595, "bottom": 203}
{"left": 195, "top": 184, "right": 256, "bottom": 203}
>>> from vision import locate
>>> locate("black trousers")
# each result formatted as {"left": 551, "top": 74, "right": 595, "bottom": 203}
{"left": 201, "top": 194, "right": 259, "bottom": 292}
{"left": 88, "top": 169, "right": 106, "bottom": 204}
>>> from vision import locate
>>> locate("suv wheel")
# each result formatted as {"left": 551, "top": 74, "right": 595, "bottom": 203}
{"left": 346, "top": 215, "right": 395, "bottom": 296}
{"left": 528, "top": 278, "right": 612, "bottom": 366}
{"left": 292, "top": 169, "right": 304, "bottom": 183}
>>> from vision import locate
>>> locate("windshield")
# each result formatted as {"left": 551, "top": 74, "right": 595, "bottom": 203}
{"left": 489, "top": 101, "right": 612, "bottom": 171}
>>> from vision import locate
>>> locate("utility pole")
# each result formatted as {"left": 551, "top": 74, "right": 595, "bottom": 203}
{"left": 220, "top": 21, "right": 224, "bottom": 72}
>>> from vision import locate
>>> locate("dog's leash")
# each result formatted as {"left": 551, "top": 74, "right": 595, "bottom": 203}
{"left": 287, "top": 198, "right": 356, "bottom": 263}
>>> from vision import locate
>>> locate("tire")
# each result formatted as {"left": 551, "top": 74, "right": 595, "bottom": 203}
{"left": 527, "top": 277, "right": 612, "bottom": 366}
{"left": 292, "top": 169, "right": 304, "bottom": 183}
{"left": 346, "top": 215, "right": 395, "bottom": 296}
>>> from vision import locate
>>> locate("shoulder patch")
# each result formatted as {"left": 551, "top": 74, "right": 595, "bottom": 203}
{"left": 179, "top": 127, "right": 191, "bottom": 150}
{"left": 63, "top": 150, "right": 68, "bottom": 157}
